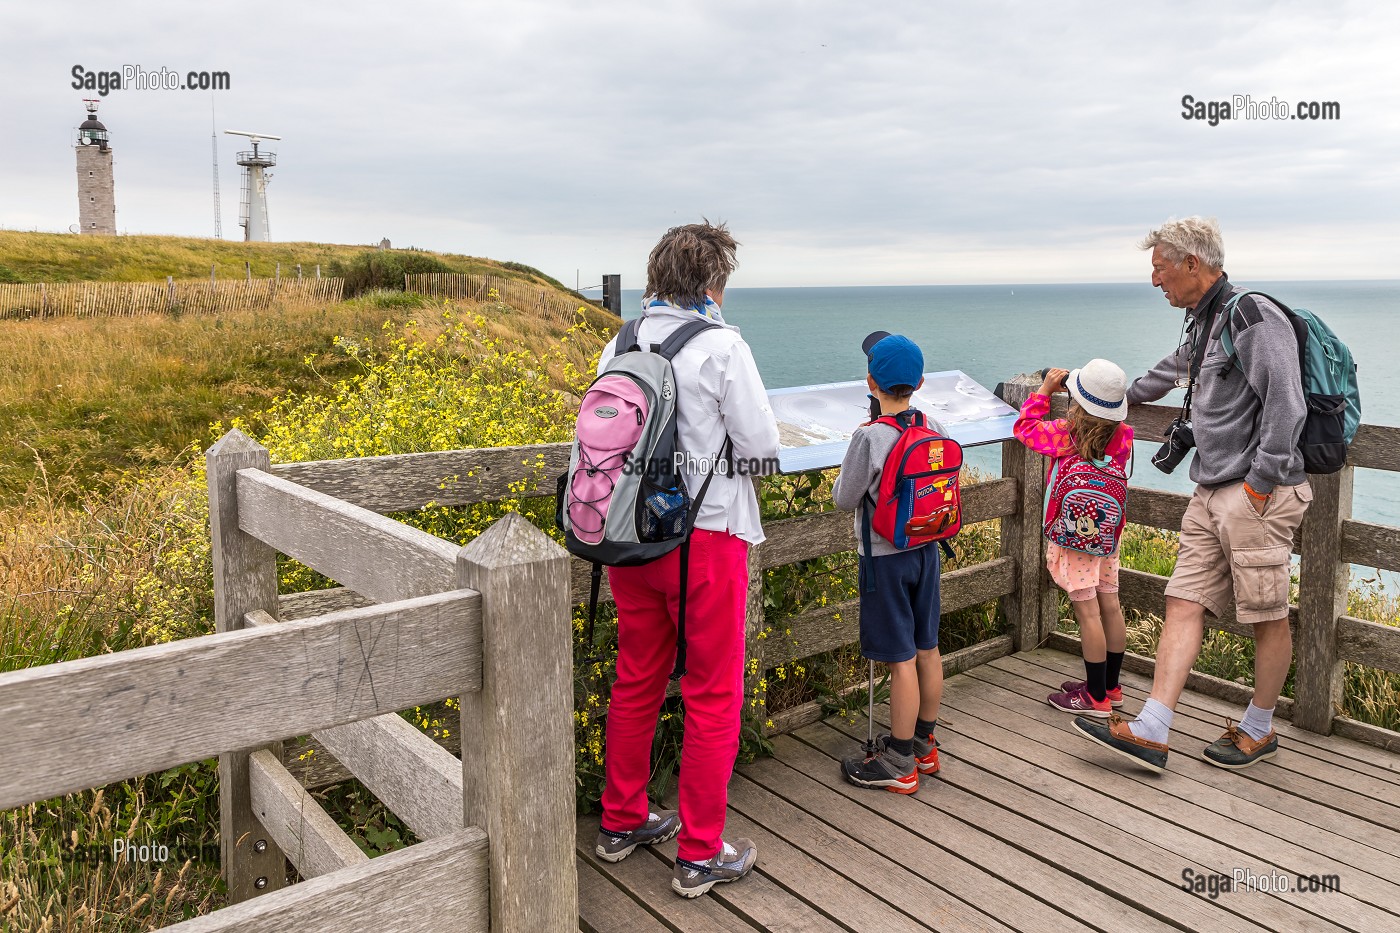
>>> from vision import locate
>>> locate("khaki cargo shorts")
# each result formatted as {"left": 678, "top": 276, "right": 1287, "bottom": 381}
{"left": 1165, "top": 481, "right": 1312, "bottom": 624}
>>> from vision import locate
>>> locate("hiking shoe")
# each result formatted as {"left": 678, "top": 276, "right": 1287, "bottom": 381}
{"left": 672, "top": 838, "right": 758, "bottom": 897}
{"left": 1202, "top": 719, "right": 1279, "bottom": 770}
{"left": 595, "top": 809, "right": 681, "bottom": 863}
{"left": 878, "top": 731, "right": 940, "bottom": 774}
{"left": 1049, "top": 685, "right": 1113, "bottom": 718}
{"left": 842, "top": 737, "right": 919, "bottom": 793}
{"left": 1060, "top": 679, "right": 1124, "bottom": 708}
{"left": 1072, "top": 713, "right": 1168, "bottom": 773}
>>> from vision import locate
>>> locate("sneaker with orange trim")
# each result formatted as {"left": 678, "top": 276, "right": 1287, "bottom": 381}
{"left": 1048, "top": 684, "right": 1113, "bottom": 718}
{"left": 879, "top": 731, "right": 940, "bottom": 774}
{"left": 842, "top": 737, "right": 919, "bottom": 793}
{"left": 1059, "top": 679, "right": 1124, "bottom": 708}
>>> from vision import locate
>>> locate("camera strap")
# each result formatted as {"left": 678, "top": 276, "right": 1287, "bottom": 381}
{"left": 1179, "top": 302, "right": 1220, "bottom": 421}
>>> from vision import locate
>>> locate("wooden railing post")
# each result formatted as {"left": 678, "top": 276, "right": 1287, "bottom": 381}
{"left": 456, "top": 512, "right": 575, "bottom": 933}
{"left": 1295, "top": 466, "right": 1354, "bottom": 733}
{"left": 206, "top": 429, "right": 287, "bottom": 902}
{"left": 745, "top": 534, "right": 768, "bottom": 734}
{"left": 997, "top": 375, "right": 1054, "bottom": 651}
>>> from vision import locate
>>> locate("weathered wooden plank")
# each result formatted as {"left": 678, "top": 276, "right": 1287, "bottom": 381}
{"left": 207, "top": 429, "right": 287, "bottom": 901}
{"left": 796, "top": 722, "right": 1180, "bottom": 932}
{"left": 816, "top": 704, "right": 1341, "bottom": 933}
{"left": 951, "top": 663, "right": 1400, "bottom": 905}
{"left": 279, "top": 587, "right": 374, "bottom": 621}
{"left": 270, "top": 443, "right": 571, "bottom": 512}
{"left": 744, "top": 748, "right": 1089, "bottom": 933}
{"left": 764, "top": 634, "right": 1014, "bottom": 735}
{"left": 1349, "top": 422, "right": 1400, "bottom": 473}
{"left": 576, "top": 856, "right": 673, "bottom": 933}
{"left": 237, "top": 469, "right": 460, "bottom": 602}
{"left": 1295, "top": 467, "right": 1352, "bottom": 733}
{"left": 239, "top": 618, "right": 465, "bottom": 841}
{"left": 1337, "top": 615, "right": 1400, "bottom": 675}
{"left": 576, "top": 821, "right": 759, "bottom": 933}
{"left": 758, "top": 477, "right": 1018, "bottom": 570}
{"left": 314, "top": 713, "right": 463, "bottom": 841}
{"left": 456, "top": 513, "right": 576, "bottom": 933}
{"left": 988, "top": 654, "right": 1400, "bottom": 833}
{"left": 763, "top": 557, "right": 1016, "bottom": 668}
{"left": 1125, "top": 486, "right": 1189, "bottom": 532}
{"left": 0, "top": 590, "right": 481, "bottom": 811}
{"left": 726, "top": 772, "right": 1014, "bottom": 933}
{"left": 1126, "top": 401, "right": 1180, "bottom": 441}
{"left": 744, "top": 526, "right": 769, "bottom": 731}
{"left": 1333, "top": 716, "right": 1400, "bottom": 755}
{"left": 247, "top": 749, "right": 367, "bottom": 879}
{"left": 158, "top": 827, "right": 489, "bottom": 933}
{"left": 1117, "top": 568, "right": 1299, "bottom": 638}
{"left": 1341, "top": 518, "right": 1400, "bottom": 573}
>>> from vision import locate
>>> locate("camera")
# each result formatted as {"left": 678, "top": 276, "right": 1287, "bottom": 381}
{"left": 1152, "top": 418, "right": 1195, "bottom": 474}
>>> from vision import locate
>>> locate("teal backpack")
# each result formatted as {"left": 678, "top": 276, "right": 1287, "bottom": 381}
{"left": 1220, "top": 290, "right": 1360, "bottom": 474}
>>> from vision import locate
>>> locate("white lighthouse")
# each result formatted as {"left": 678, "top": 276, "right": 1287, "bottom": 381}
{"left": 225, "top": 129, "right": 279, "bottom": 241}
{"left": 75, "top": 100, "right": 117, "bottom": 235}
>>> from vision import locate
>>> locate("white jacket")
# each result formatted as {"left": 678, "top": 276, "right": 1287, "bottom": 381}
{"left": 596, "top": 303, "right": 780, "bottom": 545}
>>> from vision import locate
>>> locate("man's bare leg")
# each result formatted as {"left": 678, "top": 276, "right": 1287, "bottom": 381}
{"left": 1126, "top": 595, "right": 1207, "bottom": 744}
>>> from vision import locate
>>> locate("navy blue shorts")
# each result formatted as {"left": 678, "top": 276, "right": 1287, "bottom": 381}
{"left": 858, "top": 545, "right": 941, "bottom": 663}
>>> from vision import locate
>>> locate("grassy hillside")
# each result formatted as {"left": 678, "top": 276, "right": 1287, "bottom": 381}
{"left": 0, "top": 229, "right": 575, "bottom": 293}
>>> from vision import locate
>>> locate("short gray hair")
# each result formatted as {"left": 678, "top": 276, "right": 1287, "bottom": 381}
{"left": 1138, "top": 216, "right": 1224, "bottom": 269}
{"left": 644, "top": 220, "right": 739, "bottom": 309}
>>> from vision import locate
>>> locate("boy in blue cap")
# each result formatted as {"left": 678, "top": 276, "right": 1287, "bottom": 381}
{"left": 831, "top": 332, "right": 946, "bottom": 792}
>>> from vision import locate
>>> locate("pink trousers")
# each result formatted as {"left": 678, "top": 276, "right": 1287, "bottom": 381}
{"left": 601, "top": 528, "right": 749, "bottom": 862}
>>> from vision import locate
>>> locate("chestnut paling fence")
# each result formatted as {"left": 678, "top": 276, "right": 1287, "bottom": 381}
{"left": 0, "top": 277, "right": 345, "bottom": 319}
{"left": 0, "top": 374, "right": 1397, "bottom": 930}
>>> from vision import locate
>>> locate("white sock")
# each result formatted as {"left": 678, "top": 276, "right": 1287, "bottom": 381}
{"left": 1129, "top": 699, "right": 1173, "bottom": 745}
{"left": 1239, "top": 702, "right": 1275, "bottom": 741}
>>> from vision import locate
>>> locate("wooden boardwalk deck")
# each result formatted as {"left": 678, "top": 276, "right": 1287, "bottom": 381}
{"left": 577, "top": 648, "right": 1400, "bottom": 933}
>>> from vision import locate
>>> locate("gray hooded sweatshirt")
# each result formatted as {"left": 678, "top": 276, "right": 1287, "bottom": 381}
{"left": 1126, "top": 273, "right": 1306, "bottom": 494}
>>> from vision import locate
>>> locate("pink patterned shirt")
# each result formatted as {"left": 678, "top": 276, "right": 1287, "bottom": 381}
{"left": 1013, "top": 393, "right": 1134, "bottom": 469}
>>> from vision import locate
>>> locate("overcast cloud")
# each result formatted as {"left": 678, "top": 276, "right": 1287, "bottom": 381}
{"left": 3, "top": 0, "right": 1398, "bottom": 287}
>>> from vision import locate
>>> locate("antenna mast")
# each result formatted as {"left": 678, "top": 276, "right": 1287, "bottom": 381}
{"left": 211, "top": 99, "right": 223, "bottom": 239}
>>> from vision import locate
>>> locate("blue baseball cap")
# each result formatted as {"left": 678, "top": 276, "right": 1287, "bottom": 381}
{"left": 861, "top": 331, "right": 924, "bottom": 392}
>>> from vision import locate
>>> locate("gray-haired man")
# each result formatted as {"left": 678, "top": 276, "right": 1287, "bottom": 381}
{"left": 1074, "top": 216, "right": 1310, "bottom": 772}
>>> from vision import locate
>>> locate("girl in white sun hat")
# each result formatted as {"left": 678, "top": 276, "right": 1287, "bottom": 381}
{"left": 1014, "top": 359, "right": 1134, "bottom": 717}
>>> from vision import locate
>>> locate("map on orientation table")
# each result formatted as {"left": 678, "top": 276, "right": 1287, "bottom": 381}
{"left": 768, "top": 370, "right": 1019, "bottom": 473}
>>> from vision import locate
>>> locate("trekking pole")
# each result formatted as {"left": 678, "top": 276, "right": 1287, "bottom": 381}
{"left": 865, "top": 659, "right": 877, "bottom": 757}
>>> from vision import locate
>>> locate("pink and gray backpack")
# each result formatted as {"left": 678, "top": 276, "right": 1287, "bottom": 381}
{"left": 1042, "top": 452, "right": 1130, "bottom": 557}
{"left": 555, "top": 315, "right": 727, "bottom": 678}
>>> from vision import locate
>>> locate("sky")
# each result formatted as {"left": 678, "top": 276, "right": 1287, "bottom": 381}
{"left": 3, "top": 1, "right": 1399, "bottom": 288}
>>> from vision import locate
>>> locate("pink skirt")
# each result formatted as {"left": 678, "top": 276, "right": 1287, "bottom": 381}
{"left": 1047, "top": 542, "right": 1120, "bottom": 602}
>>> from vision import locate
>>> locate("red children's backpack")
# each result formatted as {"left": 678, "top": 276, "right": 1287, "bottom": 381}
{"left": 1042, "top": 453, "right": 1129, "bottom": 557}
{"left": 861, "top": 411, "right": 963, "bottom": 578}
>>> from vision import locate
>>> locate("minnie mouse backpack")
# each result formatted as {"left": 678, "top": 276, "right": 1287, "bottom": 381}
{"left": 1042, "top": 453, "right": 1129, "bottom": 557}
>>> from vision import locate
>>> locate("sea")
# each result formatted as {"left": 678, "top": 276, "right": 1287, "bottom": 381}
{"left": 620, "top": 282, "right": 1400, "bottom": 543}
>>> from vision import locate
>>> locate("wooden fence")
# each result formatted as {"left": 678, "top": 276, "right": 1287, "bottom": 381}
{"left": 0, "top": 428, "right": 576, "bottom": 932}
{"left": 0, "top": 278, "right": 345, "bottom": 320}
{"left": 2, "top": 371, "right": 1398, "bottom": 929}
{"left": 405, "top": 272, "right": 593, "bottom": 324}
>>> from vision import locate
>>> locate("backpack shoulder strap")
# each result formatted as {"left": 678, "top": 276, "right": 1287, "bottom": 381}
{"left": 1220, "top": 289, "right": 1294, "bottom": 364}
{"left": 656, "top": 317, "right": 721, "bottom": 360}
{"left": 617, "top": 317, "right": 643, "bottom": 353}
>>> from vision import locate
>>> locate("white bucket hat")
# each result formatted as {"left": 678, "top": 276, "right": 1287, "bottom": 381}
{"left": 1068, "top": 358, "right": 1128, "bottom": 422}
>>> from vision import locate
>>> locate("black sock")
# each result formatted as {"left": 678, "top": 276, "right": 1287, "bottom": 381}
{"left": 915, "top": 718, "right": 938, "bottom": 739}
{"left": 1106, "top": 651, "right": 1125, "bottom": 691}
{"left": 1084, "top": 660, "right": 1108, "bottom": 702}
{"left": 888, "top": 735, "right": 915, "bottom": 757}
